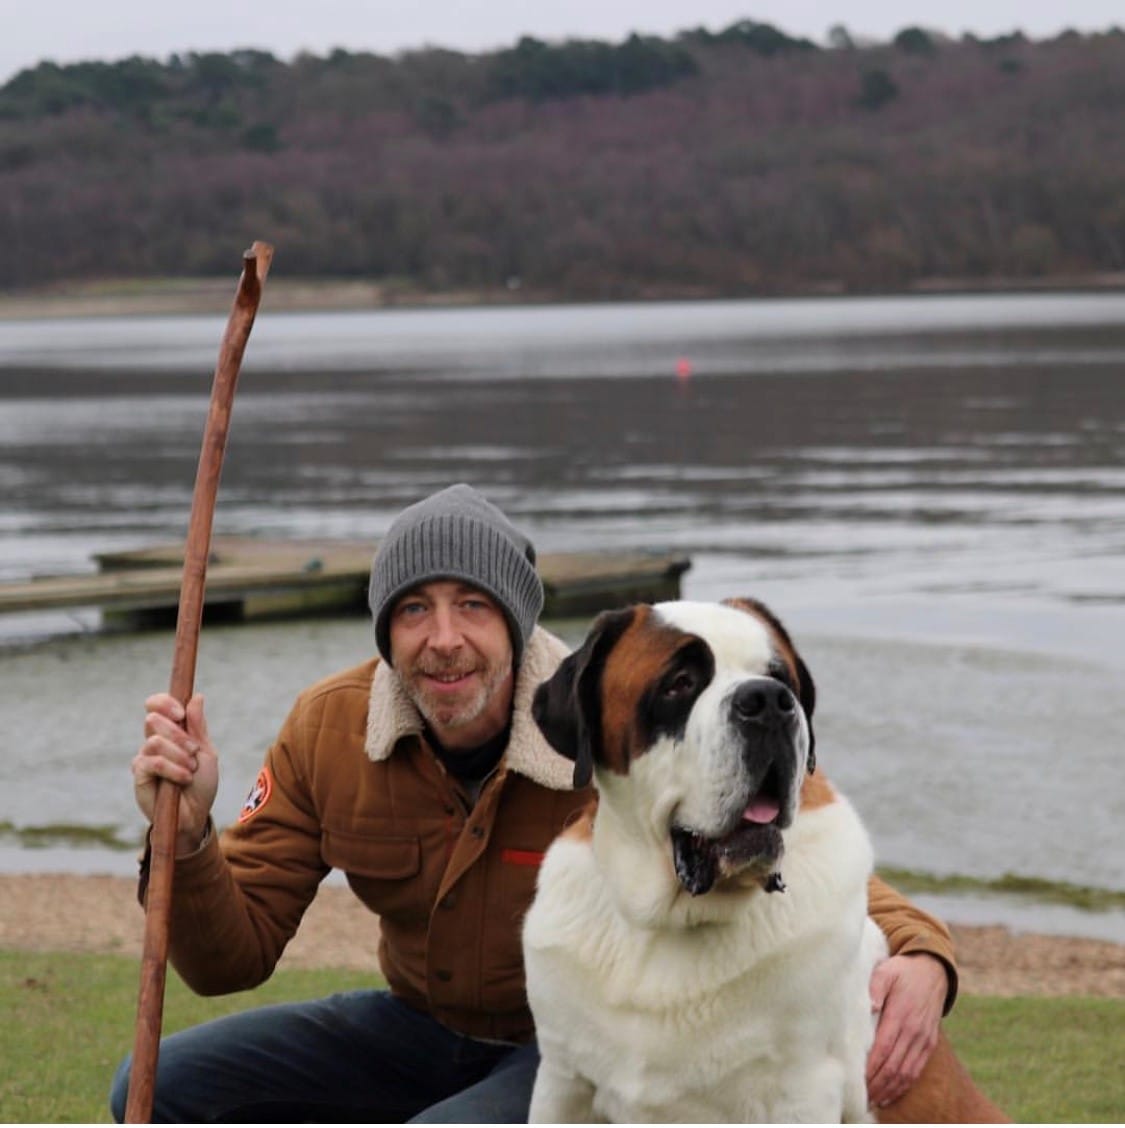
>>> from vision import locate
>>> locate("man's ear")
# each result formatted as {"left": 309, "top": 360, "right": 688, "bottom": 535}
{"left": 532, "top": 607, "right": 637, "bottom": 788}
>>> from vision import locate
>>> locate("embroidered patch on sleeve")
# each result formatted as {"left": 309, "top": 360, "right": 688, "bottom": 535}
{"left": 238, "top": 767, "right": 273, "bottom": 823}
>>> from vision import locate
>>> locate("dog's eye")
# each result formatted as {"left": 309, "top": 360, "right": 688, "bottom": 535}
{"left": 661, "top": 670, "right": 698, "bottom": 699}
{"left": 768, "top": 660, "right": 794, "bottom": 689}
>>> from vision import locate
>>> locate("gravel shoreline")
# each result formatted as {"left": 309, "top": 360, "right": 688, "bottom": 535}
{"left": 2, "top": 874, "right": 1123, "bottom": 998}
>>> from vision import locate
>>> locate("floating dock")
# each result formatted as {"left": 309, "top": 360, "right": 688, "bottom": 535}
{"left": 0, "top": 537, "right": 691, "bottom": 629}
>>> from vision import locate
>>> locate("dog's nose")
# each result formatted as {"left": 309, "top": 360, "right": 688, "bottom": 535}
{"left": 731, "top": 681, "right": 796, "bottom": 729}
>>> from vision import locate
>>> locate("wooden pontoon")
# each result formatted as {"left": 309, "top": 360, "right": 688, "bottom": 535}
{"left": 0, "top": 537, "right": 691, "bottom": 629}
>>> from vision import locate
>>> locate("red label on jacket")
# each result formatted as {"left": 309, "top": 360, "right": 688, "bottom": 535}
{"left": 501, "top": 848, "right": 545, "bottom": 867}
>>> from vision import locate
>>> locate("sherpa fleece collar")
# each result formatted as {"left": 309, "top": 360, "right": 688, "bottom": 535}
{"left": 364, "top": 625, "right": 575, "bottom": 792}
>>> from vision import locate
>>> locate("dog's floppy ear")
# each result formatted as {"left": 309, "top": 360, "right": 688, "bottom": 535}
{"left": 794, "top": 651, "right": 817, "bottom": 775}
{"left": 533, "top": 607, "right": 637, "bottom": 789}
{"left": 723, "top": 596, "right": 817, "bottom": 775}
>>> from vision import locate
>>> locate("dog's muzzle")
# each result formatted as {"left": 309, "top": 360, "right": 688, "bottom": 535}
{"left": 670, "top": 677, "right": 801, "bottom": 897}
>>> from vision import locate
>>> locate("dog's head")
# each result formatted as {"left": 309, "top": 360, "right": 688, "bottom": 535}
{"left": 533, "top": 598, "right": 817, "bottom": 897}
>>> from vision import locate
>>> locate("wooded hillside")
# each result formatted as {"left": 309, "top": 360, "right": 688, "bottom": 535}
{"left": 1, "top": 20, "right": 1123, "bottom": 297}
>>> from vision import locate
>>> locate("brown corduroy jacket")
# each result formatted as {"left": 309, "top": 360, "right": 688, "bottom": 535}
{"left": 154, "top": 627, "right": 958, "bottom": 1043}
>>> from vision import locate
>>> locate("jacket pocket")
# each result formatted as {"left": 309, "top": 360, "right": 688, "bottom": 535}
{"left": 321, "top": 828, "right": 421, "bottom": 879}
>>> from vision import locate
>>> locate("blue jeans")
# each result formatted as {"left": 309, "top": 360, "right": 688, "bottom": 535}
{"left": 109, "top": 990, "right": 539, "bottom": 1122}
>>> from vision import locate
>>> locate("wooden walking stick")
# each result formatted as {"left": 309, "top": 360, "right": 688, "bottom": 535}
{"left": 125, "top": 241, "right": 273, "bottom": 1123}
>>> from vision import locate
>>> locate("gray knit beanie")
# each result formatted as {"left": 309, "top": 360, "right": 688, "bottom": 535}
{"left": 369, "top": 484, "right": 544, "bottom": 667}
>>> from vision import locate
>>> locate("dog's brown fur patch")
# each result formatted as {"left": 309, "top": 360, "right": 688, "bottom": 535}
{"left": 799, "top": 770, "right": 837, "bottom": 811}
{"left": 877, "top": 1031, "right": 1009, "bottom": 1123}
{"left": 597, "top": 607, "right": 695, "bottom": 776}
{"left": 559, "top": 798, "right": 598, "bottom": 843}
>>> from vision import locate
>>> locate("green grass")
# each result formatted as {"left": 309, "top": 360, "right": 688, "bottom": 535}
{"left": 1, "top": 950, "right": 374, "bottom": 1122}
{"left": 2, "top": 948, "right": 1122, "bottom": 1122}
{"left": 944, "top": 995, "right": 1124, "bottom": 1122}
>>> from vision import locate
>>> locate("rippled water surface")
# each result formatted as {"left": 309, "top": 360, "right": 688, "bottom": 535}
{"left": 1, "top": 293, "right": 1122, "bottom": 935}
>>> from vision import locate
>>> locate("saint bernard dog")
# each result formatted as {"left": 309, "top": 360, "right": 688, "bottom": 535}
{"left": 523, "top": 598, "right": 1006, "bottom": 1123}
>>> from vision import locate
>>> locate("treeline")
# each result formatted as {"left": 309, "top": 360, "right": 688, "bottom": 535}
{"left": 0, "top": 20, "right": 1123, "bottom": 296}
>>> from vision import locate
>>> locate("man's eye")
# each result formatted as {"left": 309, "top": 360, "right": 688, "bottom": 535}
{"left": 397, "top": 601, "right": 426, "bottom": 617}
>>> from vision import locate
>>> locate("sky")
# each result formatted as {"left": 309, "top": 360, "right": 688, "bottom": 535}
{"left": 1, "top": 0, "right": 1121, "bottom": 85}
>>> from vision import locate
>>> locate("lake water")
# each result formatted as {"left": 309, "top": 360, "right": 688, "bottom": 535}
{"left": 1, "top": 293, "right": 1123, "bottom": 940}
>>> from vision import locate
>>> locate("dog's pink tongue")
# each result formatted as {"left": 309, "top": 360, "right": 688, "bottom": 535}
{"left": 743, "top": 795, "right": 781, "bottom": 825}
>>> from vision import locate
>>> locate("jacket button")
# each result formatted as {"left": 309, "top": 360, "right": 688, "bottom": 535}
{"left": 435, "top": 969, "right": 452, "bottom": 982}
{"left": 440, "top": 892, "right": 457, "bottom": 910}
{"left": 470, "top": 826, "right": 484, "bottom": 839}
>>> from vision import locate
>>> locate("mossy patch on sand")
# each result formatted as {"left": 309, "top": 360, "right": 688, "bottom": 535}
{"left": 879, "top": 865, "right": 1125, "bottom": 913}
{"left": 0, "top": 820, "right": 139, "bottom": 851}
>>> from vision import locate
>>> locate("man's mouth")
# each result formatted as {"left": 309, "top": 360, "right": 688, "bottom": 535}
{"left": 670, "top": 766, "right": 788, "bottom": 896}
{"left": 418, "top": 667, "right": 477, "bottom": 689}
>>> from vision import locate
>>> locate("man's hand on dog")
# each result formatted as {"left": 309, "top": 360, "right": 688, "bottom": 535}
{"left": 866, "top": 952, "right": 947, "bottom": 1107}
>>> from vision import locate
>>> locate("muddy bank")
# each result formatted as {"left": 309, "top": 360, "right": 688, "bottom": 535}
{"left": 2, "top": 873, "right": 1122, "bottom": 998}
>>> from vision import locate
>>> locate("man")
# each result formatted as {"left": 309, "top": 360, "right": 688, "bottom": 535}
{"left": 110, "top": 483, "right": 954, "bottom": 1122}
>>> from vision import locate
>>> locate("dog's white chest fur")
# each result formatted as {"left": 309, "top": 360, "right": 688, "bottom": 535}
{"left": 524, "top": 794, "right": 885, "bottom": 1123}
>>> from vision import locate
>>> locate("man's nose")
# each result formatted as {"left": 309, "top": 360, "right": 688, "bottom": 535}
{"left": 427, "top": 605, "right": 464, "bottom": 651}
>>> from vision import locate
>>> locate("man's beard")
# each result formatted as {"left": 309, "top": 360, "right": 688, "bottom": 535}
{"left": 405, "top": 653, "right": 512, "bottom": 732}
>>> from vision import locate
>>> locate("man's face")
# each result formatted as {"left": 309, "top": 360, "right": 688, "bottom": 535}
{"left": 389, "top": 580, "right": 516, "bottom": 750}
